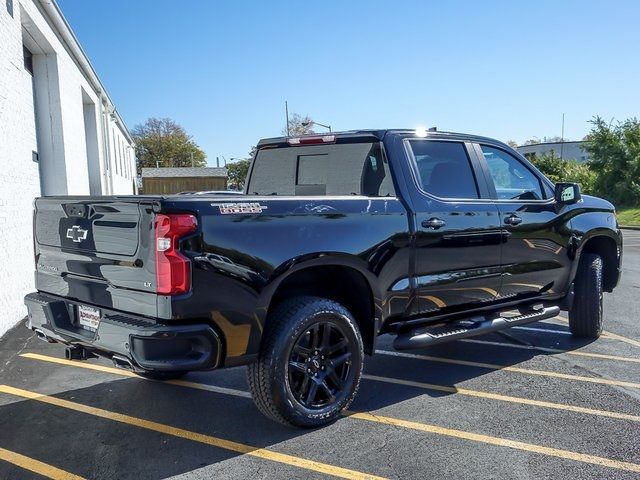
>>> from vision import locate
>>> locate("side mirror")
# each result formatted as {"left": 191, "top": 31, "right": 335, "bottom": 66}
{"left": 554, "top": 182, "right": 581, "bottom": 205}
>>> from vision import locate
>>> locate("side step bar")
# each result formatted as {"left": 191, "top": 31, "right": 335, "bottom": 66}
{"left": 393, "top": 306, "right": 561, "bottom": 350}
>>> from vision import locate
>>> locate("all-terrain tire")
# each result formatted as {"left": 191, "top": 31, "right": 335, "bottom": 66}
{"left": 569, "top": 253, "right": 603, "bottom": 338}
{"left": 247, "top": 296, "right": 364, "bottom": 428}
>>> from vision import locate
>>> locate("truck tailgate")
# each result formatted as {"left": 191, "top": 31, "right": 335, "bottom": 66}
{"left": 33, "top": 197, "right": 162, "bottom": 318}
{"left": 36, "top": 199, "right": 142, "bottom": 255}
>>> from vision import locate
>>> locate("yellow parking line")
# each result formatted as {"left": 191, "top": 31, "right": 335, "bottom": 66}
{"left": 21, "top": 353, "right": 640, "bottom": 423}
{"left": 458, "top": 339, "right": 640, "bottom": 364}
{"left": 362, "top": 374, "right": 640, "bottom": 423}
{"left": 0, "top": 447, "right": 85, "bottom": 480}
{"left": 346, "top": 412, "right": 640, "bottom": 474}
{"left": 0, "top": 385, "right": 385, "bottom": 480}
{"left": 556, "top": 316, "right": 640, "bottom": 347}
{"left": 601, "top": 330, "right": 640, "bottom": 348}
{"left": 13, "top": 358, "right": 640, "bottom": 476}
{"left": 20, "top": 353, "right": 252, "bottom": 398}
{"left": 375, "top": 350, "right": 640, "bottom": 389}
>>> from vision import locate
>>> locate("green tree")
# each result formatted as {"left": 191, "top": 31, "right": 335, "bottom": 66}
{"left": 530, "top": 152, "right": 596, "bottom": 194}
{"left": 132, "top": 117, "right": 206, "bottom": 175}
{"left": 583, "top": 116, "right": 640, "bottom": 206}
{"left": 283, "top": 113, "right": 315, "bottom": 136}
{"left": 507, "top": 140, "right": 519, "bottom": 149}
{"left": 227, "top": 159, "right": 251, "bottom": 190}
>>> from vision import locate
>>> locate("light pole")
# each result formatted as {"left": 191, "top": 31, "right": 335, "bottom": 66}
{"left": 285, "top": 101, "right": 290, "bottom": 136}
{"left": 302, "top": 120, "right": 332, "bottom": 132}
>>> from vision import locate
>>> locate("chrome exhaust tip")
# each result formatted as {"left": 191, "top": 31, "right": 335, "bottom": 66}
{"left": 33, "top": 328, "right": 54, "bottom": 343}
{"left": 111, "top": 354, "right": 134, "bottom": 371}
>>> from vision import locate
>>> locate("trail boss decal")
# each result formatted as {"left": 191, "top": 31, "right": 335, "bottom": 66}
{"left": 213, "top": 202, "right": 268, "bottom": 215}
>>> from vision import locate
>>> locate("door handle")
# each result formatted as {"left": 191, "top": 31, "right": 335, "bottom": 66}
{"left": 422, "top": 217, "right": 446, "bottom": 229}
{"left": 504, "top": 214, "right": 523, "bottom": 226}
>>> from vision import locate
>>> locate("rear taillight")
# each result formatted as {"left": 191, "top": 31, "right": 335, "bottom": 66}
{"left": 155, "top": 213, "right": 197, "bottom": 295}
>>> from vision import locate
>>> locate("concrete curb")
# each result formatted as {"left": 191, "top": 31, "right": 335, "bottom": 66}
{"left": 620, "top": 226, "right": 640, "bottom": 231}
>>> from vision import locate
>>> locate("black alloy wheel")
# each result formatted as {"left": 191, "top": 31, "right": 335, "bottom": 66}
{"left": 247, "top": 296, "right": 364, "bottom": 428}
{"left": 288, "top": 321, "right": 353, "bottom": 409}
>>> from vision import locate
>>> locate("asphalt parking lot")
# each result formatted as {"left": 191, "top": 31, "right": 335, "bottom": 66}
{"left": 1, "top": 230, "right": 639, "bottom": 480}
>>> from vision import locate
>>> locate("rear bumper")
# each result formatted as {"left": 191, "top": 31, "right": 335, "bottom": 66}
{"left": 24, "top": 292, "right": 222, "bottom": 372}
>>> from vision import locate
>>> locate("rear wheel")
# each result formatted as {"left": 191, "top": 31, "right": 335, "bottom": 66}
{"left": 569, "top": 253, "right": 603, "bottom": 338}
{"left": 247, "top": 296, "right": 364, "bottom": 428}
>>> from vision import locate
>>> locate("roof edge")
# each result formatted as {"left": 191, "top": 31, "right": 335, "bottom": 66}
{"left": 38, "top": 0, "right": 133, "bottom": 143}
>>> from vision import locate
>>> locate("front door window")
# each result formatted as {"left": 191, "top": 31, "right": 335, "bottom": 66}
{"left": 481, "top": 145, "right": 544, "bottom": 201}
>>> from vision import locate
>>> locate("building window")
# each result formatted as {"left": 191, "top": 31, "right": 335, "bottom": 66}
{"left": 113, "top": 133, "right": 118, "bottom": 174}
{"left": 123, "top": 142, "right": 127, "bottom": 178}
{"left": 23, "top": 46, "right": 34, "bottom": 75}
{"left": 119, "top": 137, "right": 124, "bottom": 177}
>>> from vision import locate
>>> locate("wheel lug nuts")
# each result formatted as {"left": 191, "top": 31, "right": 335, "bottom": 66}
{"left": 314, "top": 373, "right": 318, "bottom": 377}
{"left": 321, "top": 366, "right": 325, "bottom": 370}
{"left": 307, "top": 368, "right": 311, "bottom": 373}
{"left": 321, "top": 355, "right": 325, "bottom": 359}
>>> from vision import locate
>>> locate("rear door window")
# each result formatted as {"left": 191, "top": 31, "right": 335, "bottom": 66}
{"left": 408, "top": 141, "right": 479, "bottom": 199}
{"left": 248, "top": 142, "right": 395, "bottom": 197}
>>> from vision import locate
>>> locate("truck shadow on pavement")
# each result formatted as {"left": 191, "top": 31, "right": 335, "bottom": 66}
{"left": 0, "top": 320, "right": 600, "bottom": 479}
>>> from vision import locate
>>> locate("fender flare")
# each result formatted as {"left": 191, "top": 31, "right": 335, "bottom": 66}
{"left": 254, "top": 252, "right": 383, "bottom": 329}
{"left": 568, "top": 227, "right": 621, "bottom": 288}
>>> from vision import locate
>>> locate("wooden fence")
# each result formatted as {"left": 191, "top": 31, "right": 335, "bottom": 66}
{"left": 141, "top": 176, "right": 227, "bottom": 194}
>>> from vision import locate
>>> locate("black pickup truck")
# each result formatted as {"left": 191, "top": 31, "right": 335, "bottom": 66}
{"left": 25, "top": 129, "right": 622, "bottom": 427}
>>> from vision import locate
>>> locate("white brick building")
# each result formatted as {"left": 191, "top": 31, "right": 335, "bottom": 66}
{"left": 0, "top": 0, "right": 136, "bottom": 336}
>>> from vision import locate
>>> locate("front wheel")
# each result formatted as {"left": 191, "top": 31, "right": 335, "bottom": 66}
{"left": 247, "top": 296, "right": 364, "bottom": 428}
{"left": 569, "top": 253, "right": 603, "bottom": 338}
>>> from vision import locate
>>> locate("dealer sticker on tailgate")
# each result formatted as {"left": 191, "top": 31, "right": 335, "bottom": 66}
{"left": 78, "top": 305, "right": 101, "bottom": 331}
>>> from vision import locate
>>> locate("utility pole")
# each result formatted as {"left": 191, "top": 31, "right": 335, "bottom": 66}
{"left": 285, "top": 101, "right": 290, "bottom": 136}
{"left": 560, "top": 113, "right": 565, "bottom": 160}
{"left": 190, "top": 151, "right": 194, "bottom": 167}
{"left": 216, "top": 157, "right": 220, "bottom": 168}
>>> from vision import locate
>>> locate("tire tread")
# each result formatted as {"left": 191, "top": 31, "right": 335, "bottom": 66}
{"left": 569, "top": 253, "right": 603, "bottom": 338}
{"left": 247, "top": 296, "right": 363, "bottom": 427}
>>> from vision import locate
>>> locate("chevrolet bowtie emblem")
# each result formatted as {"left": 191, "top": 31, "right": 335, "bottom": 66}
{"left": 66, "top": 225, "right": 88, "bottom": 243}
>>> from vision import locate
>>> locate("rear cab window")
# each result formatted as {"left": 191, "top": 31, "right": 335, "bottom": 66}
{"left": 247, "top": 141, "right": 395, "bottom": 197}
